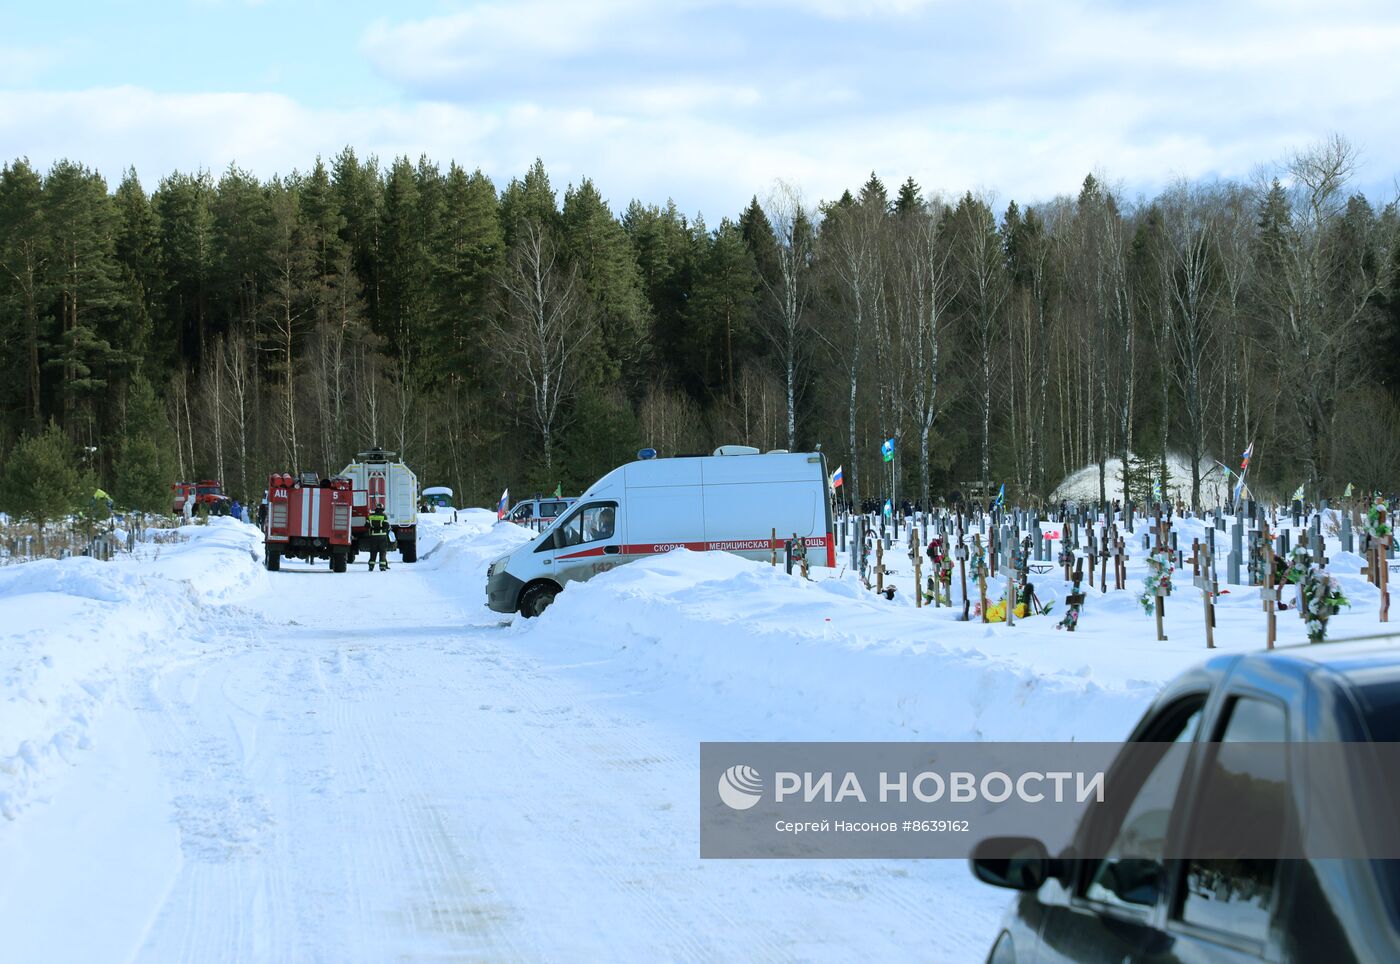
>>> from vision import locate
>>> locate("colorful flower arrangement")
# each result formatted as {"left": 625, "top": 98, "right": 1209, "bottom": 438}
{"left": 1288, "top": 542, "right": 1350, "bottom": 643}
{"left": 1367, "top": 499, "right": 1392, "bottom": 540}
{"left": 1139, "top": 546, "right": 1174, "bottom": 616}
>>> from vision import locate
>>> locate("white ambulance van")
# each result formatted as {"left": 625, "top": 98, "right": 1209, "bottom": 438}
{"left": 486, "top": 447, "right": 835, "bottom": 616}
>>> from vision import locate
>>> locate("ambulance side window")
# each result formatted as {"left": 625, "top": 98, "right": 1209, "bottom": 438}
{"left": 544, "top": 503, "right": 616, "bottom": 550}
{"left": 582, "top": 504, "right": 615, "bottom": 542}
{"left": 556, "top": 514, "right": 583, "bottom": 547}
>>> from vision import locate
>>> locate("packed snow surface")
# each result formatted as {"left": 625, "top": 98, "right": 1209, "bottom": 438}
{"left": 0, "top": 507, "right": 1390, "bottom": 960}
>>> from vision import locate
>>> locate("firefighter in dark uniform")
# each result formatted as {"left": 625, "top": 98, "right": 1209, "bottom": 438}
{"left": 366, "top": 501, "right": 391, "bottom": 572}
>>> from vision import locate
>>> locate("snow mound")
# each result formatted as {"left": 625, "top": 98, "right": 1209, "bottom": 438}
{"left": 0, "top": 518, "right": 267, "bottom": 821}
{"left": 1052, "top": 452, "right": 1227, "bottom": 505}
{"left": 415, "top": 511, "right": 536, "bottom": 573}
{"left": 508, "top": 549, "right": 1163, "bottom": 744}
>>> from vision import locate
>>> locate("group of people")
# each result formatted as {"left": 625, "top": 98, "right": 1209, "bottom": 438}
{"left": 180, "top": 496, "right": 244, "bottom": 524}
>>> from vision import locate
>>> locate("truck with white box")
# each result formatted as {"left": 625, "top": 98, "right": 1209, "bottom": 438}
{"left": 486, "top": 447, "right": 835, "bottom": 616}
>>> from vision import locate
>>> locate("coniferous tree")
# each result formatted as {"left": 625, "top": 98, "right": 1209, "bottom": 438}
{"left": 562, "top": 178, "right": 651, "bottom": 394}
{"left": 0, "top": 420, "right": 86, "bottom": 531}
{"left": 688, "top": 218, "right": 760, "bottom": 398}
{"left": 0, "top": 159, "right": 49, "bottom": 433}
{"left": 43, "top": 160, "right": 124, "bottom": 445}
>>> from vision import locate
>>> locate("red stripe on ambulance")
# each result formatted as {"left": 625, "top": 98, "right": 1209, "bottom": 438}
{"left": 555, "top": 536, "right": 830, "bottom": 562}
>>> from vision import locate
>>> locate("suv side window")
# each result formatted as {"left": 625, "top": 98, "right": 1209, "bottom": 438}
{"left": 1082, "top": 699, "right": 1204, "bottom": 912}
{"left": 1174, "top": 696, "right": 1288, "bottom": 948}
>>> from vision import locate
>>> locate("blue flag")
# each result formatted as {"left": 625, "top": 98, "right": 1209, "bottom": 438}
{"left": 881, "top": 438, "right": 895, "bottom": 463}
{"left": 993, "top": 483, "right": 1005, "bottom": 508}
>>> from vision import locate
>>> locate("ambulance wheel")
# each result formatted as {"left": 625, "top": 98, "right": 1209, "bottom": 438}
{"left": 519, "top": 583, "right": 558, "bottom": 618}
{"left": 331, "top": 552, "right": 347, "bottom": 573}
{"left": 265, "top": 548, "right": 281, "bottom": 572}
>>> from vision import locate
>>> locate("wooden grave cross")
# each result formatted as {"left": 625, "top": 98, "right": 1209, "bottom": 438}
{"left": 956, "top": 527, "right": 971, "bottom": 621}
{"left": 1064, "top": 558, "right": 1087, "bottom": 633}
{"left": 1260, "top": 520, "right": 1278, "bottom": 649}
{"left": 1192, "top": 543, "right": 1217, "bottom": 648}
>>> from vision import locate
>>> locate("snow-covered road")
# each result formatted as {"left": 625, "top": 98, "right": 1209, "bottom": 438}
{"left": 3, "top": 517, "right": 1003, "bottom": 962}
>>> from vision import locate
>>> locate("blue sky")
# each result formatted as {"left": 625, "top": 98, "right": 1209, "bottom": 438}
{"left": 2, "top": 0, "right": 1398, "bottom": 218}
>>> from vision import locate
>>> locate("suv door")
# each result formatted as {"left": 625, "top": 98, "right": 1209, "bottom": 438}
{"left": 1151, "top": 694, "right": 1291, "bottom": 962}
{"left": 1036, "top": 696, "right": 1206, "bottom": 963}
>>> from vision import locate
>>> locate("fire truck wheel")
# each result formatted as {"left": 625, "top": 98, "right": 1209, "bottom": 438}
{"left": 400, "top": 537, "right": 417, "bottom": 563}
{"left": 331, "top": 552, "right": 347, "bottom": 573}
{"left": 265, "top": 548, "right": 281, "bottom": 572}
{"left": 519, "top": 583, "right": 558, "bottom": 618}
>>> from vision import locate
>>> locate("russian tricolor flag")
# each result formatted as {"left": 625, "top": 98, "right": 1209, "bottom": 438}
{"left": 1240, "top": 442, "right": 1253, "bottom": 471}
{"left": 497, "top": 488, "right": 509, "bottom": 520}
{"left": 831, "top": 465, "right": 844, "bottom": 489}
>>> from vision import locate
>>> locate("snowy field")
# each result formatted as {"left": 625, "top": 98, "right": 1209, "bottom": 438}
{"left": 0, "top": 508, "right": 1393, "bottom": 961}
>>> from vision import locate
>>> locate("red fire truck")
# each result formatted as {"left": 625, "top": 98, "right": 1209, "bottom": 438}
{"left": 262, "top": 472, "right": 356, "bottom": 572}
{"left": 171, "top": 479, "right": 230, "bottom": 516}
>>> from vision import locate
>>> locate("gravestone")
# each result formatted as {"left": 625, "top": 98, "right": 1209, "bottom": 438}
{"left": 1228, "top": 519, "right": 1243, "bottom": 586}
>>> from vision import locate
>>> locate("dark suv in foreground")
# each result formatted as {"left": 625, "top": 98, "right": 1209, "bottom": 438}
{"left": 971, "top": 638, "right": 1400, "bottom": 962}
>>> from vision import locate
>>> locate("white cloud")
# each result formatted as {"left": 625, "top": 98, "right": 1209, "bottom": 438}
{"left": 5, "top": 1, "right": 1400, "bottom": 214}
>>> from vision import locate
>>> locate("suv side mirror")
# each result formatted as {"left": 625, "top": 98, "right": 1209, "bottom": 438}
{"left": 970, "top": 837, "right": 1060, "bottom": 891}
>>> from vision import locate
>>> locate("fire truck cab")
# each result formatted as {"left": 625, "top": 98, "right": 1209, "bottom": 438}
{"left": 263, "top": 472, "right": 356, "bottom": 572}
{"left": 172, "top": 479, "right": 230, "bottom": 516}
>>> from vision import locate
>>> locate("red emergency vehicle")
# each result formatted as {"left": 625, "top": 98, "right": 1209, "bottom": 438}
{"left": 262, "top": 472, "right": 357, "bottom": 572}
{"left": 172, "top": 479, "right": 230, "bottom": 516}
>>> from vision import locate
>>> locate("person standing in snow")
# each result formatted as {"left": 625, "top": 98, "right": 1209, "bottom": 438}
{"left": 366, "top": 502, "right": 391, "bottom": 572}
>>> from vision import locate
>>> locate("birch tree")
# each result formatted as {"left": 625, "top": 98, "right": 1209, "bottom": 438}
{"left": 1157, "top": 183, "right": 1223, "bottom": 510}
{"left": 759, "top": 181, "right": 814, "bottom": 451}
{"left": 951, "top": 192, "right": 1008, "bottom": 500}
{"left": 493, "top": 219, "right": 597, "bottom": 471}
{"left": 1256, "top": 135, "right": 1399, "bottom": 494}
{"left": 892, "top": 196, "right": 953, "bottom": 507}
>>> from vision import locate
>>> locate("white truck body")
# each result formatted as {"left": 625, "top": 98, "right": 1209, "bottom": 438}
{"left": 340, "top": 459, "right": 417, "bottom": 524}
{"left": 339, "top": 449, "right": 420, "bottom": 562}
{"left": 486, "top": 449, "right": 834, "bottom": 614}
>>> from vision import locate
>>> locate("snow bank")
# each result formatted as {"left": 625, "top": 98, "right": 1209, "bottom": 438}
{"left": 503, "top": 549, "right": 1166, "bottom": 744}
{"left": 435, "top": 508, "right": 1391, "bottom": 749}
{"left": 0, "top": 518, "right": 266, "bottom": 820}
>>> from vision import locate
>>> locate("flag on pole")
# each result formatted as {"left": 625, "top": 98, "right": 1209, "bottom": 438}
{"left": 1152, "top": 478, "right": 1162, "bottom": 502}
{"left": 1291, "top": 484, "right": 1305, "bottom": 502}
{"left": 883, "top": 498, "right": 892, "bottom": 518}
{"left": 831, "top": 465, "right": 844, "bottom": 489}
{"left": 553, "top": 482, "right": 562, "bottom": 498}
{"left": 1344, "top": 482, "right": 1355, "bottom": 498}
{"left": 1233, "top": 477, "right": 1248, "bottom": 504}
{"left": 496, "top": 488, "right": 509, "bottom": 520}
{"left": 881, "top": 438, "right": 895, "bottom": 463}
{"left": 1240, "top": 442, "right": 1254, "bottom": 472}
{"left": 993, "top": 483, "right": 1005, "bottom": 508}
